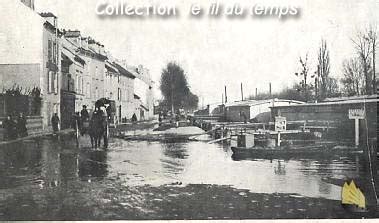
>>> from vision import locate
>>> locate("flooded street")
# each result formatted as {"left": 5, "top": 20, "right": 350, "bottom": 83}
{"left": 0, "top": 132, "right": 377, "bottom": 220}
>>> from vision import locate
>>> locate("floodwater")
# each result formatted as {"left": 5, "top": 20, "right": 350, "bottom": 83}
{"left": 0, "top": 131, "right": 375, "bottom": 220}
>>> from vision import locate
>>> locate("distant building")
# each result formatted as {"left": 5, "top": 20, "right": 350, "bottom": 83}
{"left": 132, "top": 65, "right": 154, "bottom": 121}
{"left": 111, "top": 61, "right": 136, "bottom": 122}
{"left": 60, "top": 37, "right": 86, "bottom": 128}
{"left": 63, "top": 31, "right": 108, "bottom": 113}
{"left": 0, "top": 0, "right": 61, "bottom": 129}
{"left": 0, "top": 1, "right": 155, "bottom": 129}
{"left": 270, "top": 95, "right": 378, "bottom": 139}
{"left": 225, "top": 99, "right": 304, "bottom": 122}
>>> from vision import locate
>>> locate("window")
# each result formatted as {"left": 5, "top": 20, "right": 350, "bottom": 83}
{"left": 48, "top": 39, "right": 57, "bottom": 64}
{"left": 86, "top": 83, "right": 91, "bottom": 98}
{"left": 76, "top": 75, "right": 79, "bottom": 92}
{"left": 53, "top": 41, "right": 57, "bottom": 63}
{"left": 48, "top": 40, "right": 52, "bottom": 62}
{"left": 54, "top": 72, "right": 58, "bottom": 94}
{"left": 81, "top": 77, "right": 84, "bottom": 94}
{"left": 48, "top": 71, "right": 57, "bottom": 93}
{"left": 118, "top": 88, "right": 121, "bottom": 101}
{"left": 67, "top": 75, "right": 70, "bottom": 92}
{"left": 48, "top": 71, "right": 52, "bottom": 93}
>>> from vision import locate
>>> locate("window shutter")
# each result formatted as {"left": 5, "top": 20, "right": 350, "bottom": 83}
{"left": 48, "top": 40, "right": 52, "bottom": 62}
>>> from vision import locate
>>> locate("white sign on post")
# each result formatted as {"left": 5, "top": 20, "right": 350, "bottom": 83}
{"left": 348, "top": 109, "right": 365, "bottom": 119}
{"left": 348, "top": 109, "right": 365, "bottom": 147}
{"left": 275, "top": 116, "right": 286, "bottom": 132}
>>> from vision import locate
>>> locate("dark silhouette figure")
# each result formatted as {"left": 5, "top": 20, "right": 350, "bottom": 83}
{"left": 3, "top": 115, "right": 16, "bottom": 140}
{"left": 89, "top": 108, "right": 105, "bottom": 148}
{"left": 158, "top": 113, "right": 163, "bottom": 126}
{"left": 16, "top": 113, "right": 28, "bottom": 137}
{"left": 100, "top": 108, "right": 109, "bottom": 148}
{"left": 241, "top": 111, "right": 247, "bottom": 124}
{"left": 131, "top": 113, "right": 138, "bottom": 123}
{"left": 72, "top": 112, "right": 84, "bottom": 135}
{"left": 81, "top": 105, "right": 89, "bottom": 121}
{"left": 51, "top": 113, "right": 60, "bottom": 133}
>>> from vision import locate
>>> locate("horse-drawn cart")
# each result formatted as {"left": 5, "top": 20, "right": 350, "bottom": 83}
{"left": 74, "top": 98, "right": 115, "bottom": 148}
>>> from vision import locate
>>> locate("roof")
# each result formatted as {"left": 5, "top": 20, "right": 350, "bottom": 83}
{"left": 140, "top": 104, "right": 149, "bottom": 111}
{"left": 78, "top": 47, "right": 108, "bottom": 61}
{"left": 105, "top": 61, "right": 118, "bottom": 73}
{"left": 62, "top": 46, "right": 85, "bottom": 65}
{"left": 61, "top": 47, "right": 75, "bottom": 62}
{"left": 39, "top": 12, "right": 57, "bottom": 18}
{"left": 112, "top": 62, "right": 136, "bottom": 79}
{"left": 273, "top": 96, "right": 379, "bottom": 109}
{"left": 226, "top": 99, "right": 304, "bottom": 108}
{"left": 64, "top": 30, "right": 81, "bottom": 38}
{"left": 323, "top": 94, "right": 377, "bottom": 102}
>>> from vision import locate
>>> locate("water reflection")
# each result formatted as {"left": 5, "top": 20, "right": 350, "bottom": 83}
{"left": 0, "top": 141, "right": 42, "bottom": 189}
{"left": 0, "top": 137, "right": 369, "bottom": 202}
{"left": 274, "top": 160, "right": 286, "bottom": 175}
{"left": 78, "top": 150, "right": 108, "bottom": 180}
{"left": 60, "top": 151, "right": 78, "bottom": 183}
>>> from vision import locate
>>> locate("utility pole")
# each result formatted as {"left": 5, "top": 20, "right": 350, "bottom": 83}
{"left": 315, "top": 76, "right": 318, "bottom": 103}
{"left": 240, "top": 83, "right": 244, "bottom": 101}
{"left": 224, "top": 86, "right": 228, "bottom": 103}
{"left": 372, "top": 32, "right": 376, "bottom": 94}
{"left": 269, "top": 83, "right": 272, "bottom": 98}
{"left": 171, "top": 82, "right": 175, "bottom": 119}
{"left": 373, "top": 40, "right": 376, "bottom": 94}
{"left": 255, "top": 88, "right": 258, "bottom": 99}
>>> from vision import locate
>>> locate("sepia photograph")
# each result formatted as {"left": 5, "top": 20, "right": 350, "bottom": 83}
{"left": 0, "top": 0, "right": 378, "bottom": 221}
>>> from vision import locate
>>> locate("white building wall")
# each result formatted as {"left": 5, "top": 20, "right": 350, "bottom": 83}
{"left": 0, "top": 0, "right": 61, "bottom": 129}
{"left": 0, "top": 0, "right": 44, "bottom": 65}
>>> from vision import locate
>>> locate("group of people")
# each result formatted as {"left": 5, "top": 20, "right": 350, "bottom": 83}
{"left": 71, "top": 105, "right": 90, "bottom": 136}
{"left": 72, "top": 105, "right": 109, "bottom": 148}
{"left": 2, "top": 113, "right": 28, "bottom": 141}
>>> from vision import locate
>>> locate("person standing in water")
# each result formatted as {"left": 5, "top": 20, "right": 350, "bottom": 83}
{"left": 51, "top": 113, "right": 60, "bottom": 134}
{"left": 16, "top": 112, "right": 28, "bottom": 137}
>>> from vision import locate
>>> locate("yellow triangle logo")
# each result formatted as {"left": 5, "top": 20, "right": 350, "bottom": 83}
{"left": 341, "top": 180, "right": 366, "bottom": 208}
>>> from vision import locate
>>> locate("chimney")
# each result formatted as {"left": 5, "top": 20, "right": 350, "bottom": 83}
{"left": 39, "top": 12, "right": 58, "bottom": 28}
{"left": 81, "top": 37, "right": 89, "bottom": 49}
{"left": 20, "top": 0, "right": 35, "bottom": 10}
{"left": 64, "top": 30, "right": 81, "bottom": 46}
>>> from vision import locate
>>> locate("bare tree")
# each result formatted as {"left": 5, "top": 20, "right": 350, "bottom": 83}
{"left": 317, "top": 39, "right": 330, "bottom": 99}
{"left": 295, "top": 53, "right": 315, "bottom": 101}
{"left": 341, "top": 58, "right": 364, "bottom": 96}
{"left": 325, "top": 76, "right": 340, "bottom": 97}
{"left": 367, "top": 25, "right": 377, "bottom": 93}
{"left": 352, "top": 30, "right": 373, "bottom": 94}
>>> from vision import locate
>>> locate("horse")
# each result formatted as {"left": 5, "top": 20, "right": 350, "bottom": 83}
{"left": 88, "top": 109, "right": 109, "bottom": 148}
{"left": 88, "top": 112, "right": 105, "bottom": 148}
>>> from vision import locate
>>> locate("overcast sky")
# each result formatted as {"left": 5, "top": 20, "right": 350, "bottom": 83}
{"left": 35, "top": 0, "right": 378, "bottom": 105}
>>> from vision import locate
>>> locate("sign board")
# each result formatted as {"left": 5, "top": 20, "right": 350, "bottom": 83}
{"left": 275, "top": 116, "right": 286, "bottom": 132}
{"left": 348, "top": 109, "right": 365, "bottom": 120}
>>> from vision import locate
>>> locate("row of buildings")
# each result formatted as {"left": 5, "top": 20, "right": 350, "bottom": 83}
{"left": 199, "top": 95, "right": 377, "bottom": 141}
{"left": 0, "top": 0, "right": 154, "bottom": 130}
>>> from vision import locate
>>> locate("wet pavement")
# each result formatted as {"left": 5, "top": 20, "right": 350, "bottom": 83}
{"left": 0, "top": 130, "right": 378, "bottom": 220}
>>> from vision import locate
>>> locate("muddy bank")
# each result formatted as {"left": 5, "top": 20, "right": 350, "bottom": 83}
{"left": 1, "top": 183, "right": 377, "bottom": 220}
